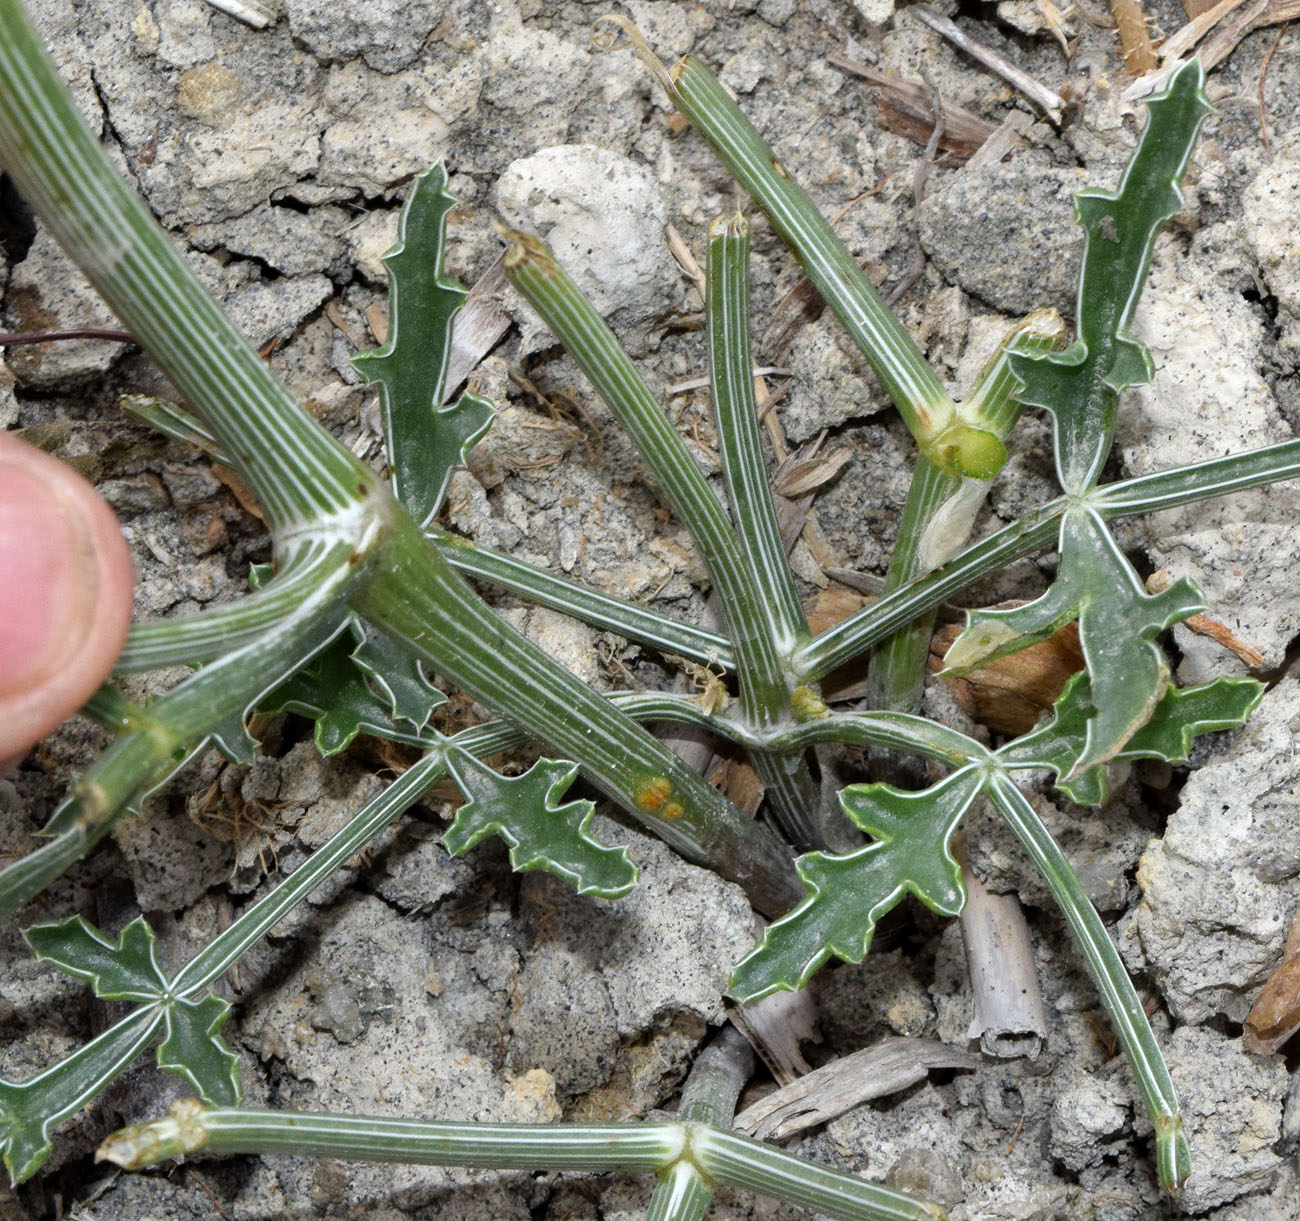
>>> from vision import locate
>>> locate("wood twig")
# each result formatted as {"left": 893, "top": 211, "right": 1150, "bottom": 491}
{"left": 0, "top": 327, "right": 138, "bottom": 346}
{"left": 1110, "top": 0, "right": 1159, "bottom": 73}
{"left": 959, "top": 857, "right": 1049, "bottom": 1059}
{"left": 911, "top": 5, "right": 1067, "bottom": 124}
{"left": 732, "top": 1036, "right": 977, "bottom": 1139}
{"left": 1257, "top": 22, "right": 1288, "bottom": 157}
{"left": 827, "top": 51, "right": 999, "bottom": 160}
{"left": 1160, "top": 0, "right": 1300, "bottom": 67}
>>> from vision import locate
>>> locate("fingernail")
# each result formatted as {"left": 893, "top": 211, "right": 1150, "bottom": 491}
{"left": 0, "top": 460, "right": 96, "bottom": 698}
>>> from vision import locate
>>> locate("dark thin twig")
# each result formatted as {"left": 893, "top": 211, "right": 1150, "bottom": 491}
{"left": 0, "top": 327, "right": 138, "bottom": 346}
{"left": 1257, "top": 21, "right": 1288, "bottom": 160}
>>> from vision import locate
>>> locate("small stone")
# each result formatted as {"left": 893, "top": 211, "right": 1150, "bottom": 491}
{"left": 919, "top": 158, "right": 1089, "bottom": 315}
{"left": 175, "top": 61, "right": 243, "bottom": 123}
{"left": 495, "top": 145, "right": 680, "bottom": 347}
{"left": 885, "top": 1147, "right": 964, "bottom": 1206}
{"left": 1049, "top": 1073, "right": 1130, "bottom": 1170}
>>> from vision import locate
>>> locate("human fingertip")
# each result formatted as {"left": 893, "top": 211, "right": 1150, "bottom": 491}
{"left": 0, "top": 432, "right": 134, "bottom": 767}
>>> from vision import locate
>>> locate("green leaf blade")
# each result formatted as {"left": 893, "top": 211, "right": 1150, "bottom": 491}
{"left": 24, "top": 916, "right": 165, "bottom": 1003}
{"left": 158, "top": 996, "right": 242, "bottom": 1107}
{"left": 1011, "top": 59, "right": 1212, "bottom": 493}
{"left": 260, "top": 620, "right": 445, "bottom": 755}
{"left": 444, "top": 752, "right": 638, "bottom": 900}
{"left": 945, "top": 507, "right": 1205, "bottom": 771}
{"left": 1000, "top": 670, "right": 1263, "bottom": 805}
{"left": 729, "top": 769, "right": 981, "bottom": 1002}
{"left": 351, "top": 163, "right": 495, "bottom": 526}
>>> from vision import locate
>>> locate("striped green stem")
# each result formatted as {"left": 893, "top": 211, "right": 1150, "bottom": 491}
{"left": 172, "top": 751, "right": 445, "bottom": 992}
{"left": 114, "top": 548, "right": 352, "bottom": 672}
{"left": 502, "top": 234, "right": 790, "bottom": 712}
{"left": 865, "top": 313, "right": 1067, "bottom": 715}
{"left": 705, "top": 214, "right": 825, "bottom": 846}
{"left": 99, "top": 1103, "right": 945, "bottom": 1219}
{"left": 353, "top": 512, "right": 802, "bottom": 917}
{"left": 647, "top": 1026, "right": 754, "bottom": 1221}
{"left": 429, "top": 527, "right": 737, "bottom": 671}
{"left": 595, "top": 21, "right": 996, "bottom": 480}
{"left": 0, "top": 0, "right": 376, "bottom": 531}
{"left": 690, "top": 1127, "right": 946, "bottom": 1220}
{"left": 705, "top": 215, "right": 807, "bottom": 654}
{"left": 793, "top": 499, "right": 1067, "bottom": 683}
{"left": 504, "top": 231, "right": 827, "bottom": 848}
{"left": 986, "top": 774, "right": 1188, "bottom": 1190}
{"left": 1093, "top": 436, "right": 1300, "bottom": 515}
{"left": 99, "top": 1103, "right": 685, "bottom": 1173}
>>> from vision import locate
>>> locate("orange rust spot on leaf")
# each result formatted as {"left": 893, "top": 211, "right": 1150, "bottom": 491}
{"left": 635, "top": 776, "right": 672, "bottom": 813}
{"left": 661, "top": 801, "right": 684, "bottom": 821}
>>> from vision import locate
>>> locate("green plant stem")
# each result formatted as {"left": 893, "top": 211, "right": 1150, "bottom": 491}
{"left": 0, "top": 0, "right": 376, "bottom": 530}
{"left": 647, "top": 1026, "right": 755, "bottom": 1221}
{"left": 864, "top": 314, "right": 1067, "bottom": 716}
{"left": 705, "top": 215, "right": 807, "bottom": 654}
{"left": 986, "top": 774, "right": 1188, "bottom": 1191}
{"left": 172, "top": 751, "right": 445, "bottom": 992}
{"left": 502, "top": 235, "right": 790, "bottom": 712}
{"left": 706, "top": 213, "right": 825, "bottom": 847}
{"left": 100, "top": 1104, "right": 684, "bottom": 1172}
{"left": 775, "top": 429, "right": 1300, "bottom": 683}
{"left": 863, "top": 454, "right": 960, "bottom": 716}
{"left": 689, "top": 1127, "right": 946, "bottom": 1220}
{"left": 1093, "top": 436, "right": 1300, "bottom": 514}
{"left": 646, "top": 1162, "right": 714, "bottom": 1221}
{"left": 623, "top": 33, "right": 998, "bottom": 480}
{"left": 793, "top": 500, "right": 1066, "bottom": 682}
{"left": 505, "top": 230, "right": 828, "bottom": 848}
{"left": 99, "top": 1102, "right": 944, "bottom": 1220}
{"left": 354, "top": 513, "right": 802, "bottom": 917}
{"left": 428, "top": 526, "right": 736, "bottom": 671}
{"left": 114, "top": 547, "right": 351, "bottom": 672}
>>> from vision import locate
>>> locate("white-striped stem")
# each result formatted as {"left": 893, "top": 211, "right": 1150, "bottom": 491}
{"left": 646, "top": 1025, "right": 755, "bottom": 1221}
{"left": 690, "top": 1126, "right": 945, "bottom": 1220}
{"left": 985, "top": 773, "right": 1188, "bottom": 1191}
{"left": 353, "top": 513, "right": 802, "bottom": 917}
{"left": 653, "top": 51, "right": 1005, "bottom": 480}
{"left": 1093, "top": 436, "right": 1300, "bottom": 515}
{"left": 101, "top": 1105, "right": 685, "bottom": 1172}
{"left": 0, "top": 0, "right": 376, "bottom": 532}
{"left": 172, "top": 751, "right": 446, "bottom": 993}
{"left": 115, "top": 544, "right": 350, "bottom": 672}
{"left": 504, "top": 234, "right": 828, "bottom": 846}
{"left": 863, "top": 455, "right": 961, "bottom": 717}
{"left": 429, "top": 527, "right": 736, "bottom": 671}
{"left": 705, "top": 215, "right": 827, "bottom": 848}
{"left": 663, "top": 56, "right": 947, "bottom": 430}
{"left": 503, "top": 236, "right": 792, "bottom": 715}
{"left": 705, "top": 216, "right": 807, "bottom": 655}
{"left": 99, "top": 1104, "right": 944, "bottom": 1219}
{"left": 865, "top": 314, "right": 1067, "bottom": 716}
{"left": 646, "top": 1161, "right": 712, "bottom": 1221}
